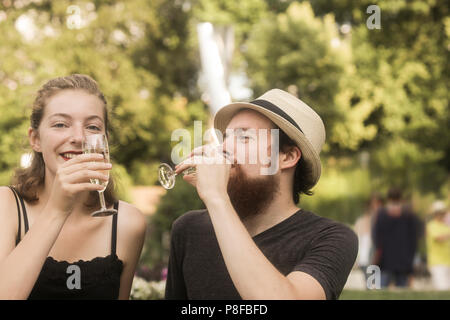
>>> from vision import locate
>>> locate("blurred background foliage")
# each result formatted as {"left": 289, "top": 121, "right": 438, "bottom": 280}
{"left": 0, "top": 0, "right": 448, "bottom": 281}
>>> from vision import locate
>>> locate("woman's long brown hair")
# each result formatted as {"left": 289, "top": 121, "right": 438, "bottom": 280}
{"left": 12, "top": 74, "right": 117, "bottom": 208}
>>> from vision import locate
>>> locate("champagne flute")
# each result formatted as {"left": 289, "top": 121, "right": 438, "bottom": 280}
{"left": 158, "top": 142, "right": 228, "bottom": 190}
{"left": 158, "top": 163, "right": 196, "bottom": 190}
{"left": 82, "top": 134, "right": 117, "bottom": 217}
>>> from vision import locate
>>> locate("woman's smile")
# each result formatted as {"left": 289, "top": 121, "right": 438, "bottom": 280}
{"left": 60, "top": 151, "right": 83, "bottom": 161}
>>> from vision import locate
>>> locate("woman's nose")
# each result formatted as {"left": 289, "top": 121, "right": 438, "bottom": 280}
{"left": 70, "top": 126, "right": 86, "bottom": 145}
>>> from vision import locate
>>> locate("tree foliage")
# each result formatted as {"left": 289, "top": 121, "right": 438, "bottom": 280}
{"left": 0, "top": 0, "right": 208, "bottom": 185}
{"left": 243, "top": 1, "right": 449, "bottom": 193}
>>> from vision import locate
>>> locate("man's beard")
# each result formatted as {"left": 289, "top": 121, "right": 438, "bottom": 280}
{"left": 227, "top": 165, "right": 279, "bottom": 221}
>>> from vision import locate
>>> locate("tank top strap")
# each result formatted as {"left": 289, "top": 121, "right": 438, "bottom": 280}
{"left": 9, "top": 186, "right": 29, "bottom": 245}
{"left": 111, "top": 201, "right": 119, "bottom": 256}
{"left": 8, "top": 186, "right": 22, "bottom": 246}
{"left": 18, "top": 191, "right": 29, "bottom": 233}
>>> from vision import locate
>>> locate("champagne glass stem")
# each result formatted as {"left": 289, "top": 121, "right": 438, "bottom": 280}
{"left": 98, "top": 190, "right": 107, "bottom": 211}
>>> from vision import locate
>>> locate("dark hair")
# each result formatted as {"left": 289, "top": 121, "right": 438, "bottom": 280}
{"left": 278, "top": 128, "right": 314, "bottom": 204}
{"left": 387, "top": 187, "right": 403, "bottom": 202}
{"left": 13, "top": 74, "right": 117, "bottom": 208}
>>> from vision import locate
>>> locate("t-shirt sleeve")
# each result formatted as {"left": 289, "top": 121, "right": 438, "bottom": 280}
{"left": 164, "top": 218, "right": 188, "bottom": 300}
{"left": 292, "top": 223, "right": 359, "bottom": 300}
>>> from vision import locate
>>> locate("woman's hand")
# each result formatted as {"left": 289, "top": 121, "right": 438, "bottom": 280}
{"left": 47, "top": 153, "right": 111, "bottom": 216}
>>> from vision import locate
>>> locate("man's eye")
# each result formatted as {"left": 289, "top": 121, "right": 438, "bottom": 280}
{"left": 53, "top": 123, "right": 67, "bottom": 128}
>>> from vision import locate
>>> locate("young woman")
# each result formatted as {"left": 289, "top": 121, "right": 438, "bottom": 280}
{"left": 0, "top": 74, "right": 147, "bottom": 299}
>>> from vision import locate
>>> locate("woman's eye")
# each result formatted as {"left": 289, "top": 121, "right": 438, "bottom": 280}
{"left": 87, "top": 125, "right": 101, "bottom": 131}
{"left": 53, "top": 123, "right": 67, "bottom": 128}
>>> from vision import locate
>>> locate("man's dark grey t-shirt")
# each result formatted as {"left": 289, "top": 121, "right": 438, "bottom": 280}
{"left": 165, "top": 209, "right": 358, "bottom": 300}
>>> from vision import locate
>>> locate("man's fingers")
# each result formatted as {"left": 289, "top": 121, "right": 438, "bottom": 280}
{"left": 175, "top": 153, "right": 230, "bottom": 173}
{"left": 175, "top": 161, "right": 196, "bottom": 175}
{"left": 182, "top": 173, "right": 197, "bottom": 187}
{"left": 175, "top": 144, "right": 218, "bottom": 166}
{"left": 175, "top": 147, "right": 202, "bottom": 169}
{"left": 174, "top": 144, "right": 229, "bottom": 173}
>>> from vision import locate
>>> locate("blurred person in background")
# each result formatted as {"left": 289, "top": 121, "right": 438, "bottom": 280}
{"left": 445, "top": 210, "right": 450, "bottom": 226}
{"left": 426, "top": 200, "right": 450, "bottom": 291}
{"left": 354, "top": 193, "right": 383, "bottom": 287}
{"left": 373, "top": 187, "right": 421, "bottom": 288}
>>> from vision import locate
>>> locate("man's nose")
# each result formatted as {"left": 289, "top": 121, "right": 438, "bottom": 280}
{"left": 222, "top": 135, "right": 230, "bottom": 152}
{"left": 223, "top": 132, "right": 234, "bottom": 150}
{"left": 222, "top": 135, "right": 235, "bottom": 162}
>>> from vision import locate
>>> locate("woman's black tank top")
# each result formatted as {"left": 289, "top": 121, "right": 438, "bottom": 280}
{"left": 9, "top": 187, "right": 124, "bottom": 299}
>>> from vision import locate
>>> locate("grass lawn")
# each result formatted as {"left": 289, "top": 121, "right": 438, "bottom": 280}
{"left": 340, "top": 289, "right": 450, "bottom": 300}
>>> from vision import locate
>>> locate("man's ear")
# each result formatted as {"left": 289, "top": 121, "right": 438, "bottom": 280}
{"left": 28, "top": 127, "right": 41, "bottom": 152}
{"left": 279, "top": 146, "right": 301, "bottom": 170}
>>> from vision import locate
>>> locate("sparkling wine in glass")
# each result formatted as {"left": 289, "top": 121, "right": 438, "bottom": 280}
{"left": 158, "top": 163, "right": 196, "bottom": 190}
{"left": 158, "top": 141, "right": 228, "bottom": 190}
{"left": 83, "top": 134, "right": 117, "bottom": 217}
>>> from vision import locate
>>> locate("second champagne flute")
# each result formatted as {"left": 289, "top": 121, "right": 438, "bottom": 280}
{"left": 158, "top": 163, "right": 196, "bottom": 190}
{"left": 158, "top": 143, "right": 227, "bottom": 190}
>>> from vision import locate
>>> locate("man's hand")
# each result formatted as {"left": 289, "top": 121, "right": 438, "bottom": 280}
{"left": 195, "top": 144, "right": 231, "bottom": 203}
{"left": 175, "top": 144, "right": 232, "bottom": 203}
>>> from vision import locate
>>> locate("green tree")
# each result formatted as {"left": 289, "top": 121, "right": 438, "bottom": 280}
{"left": 244, "top": 2, "right": 348, "bottom": 142}
{"left": 243, "top": 1, "right": 449, "bottom": 194}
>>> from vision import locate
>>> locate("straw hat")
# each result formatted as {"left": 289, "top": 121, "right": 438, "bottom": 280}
{"left": 214, "top": 89, "right": 326, "bottom": 186}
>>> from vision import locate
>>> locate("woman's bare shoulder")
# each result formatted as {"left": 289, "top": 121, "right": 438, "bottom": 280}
{"left": 115, "top": 201, "right": 147, "bottom": 263}
{"left": 0, "top": 186, "right": 15, "bottom": 198}
{"left": 116, "top": 200, "right": 147, "bottom": 237}
{"left": 0, "top": 186, "right": 18, "bottom": 218}
{"left": 0, "top": 186, "right": 18, "bottom": 249}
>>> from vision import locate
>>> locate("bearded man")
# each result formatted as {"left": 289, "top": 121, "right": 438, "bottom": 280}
{"left": 164, "top": 89, "right": 358, "bottom": 300}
